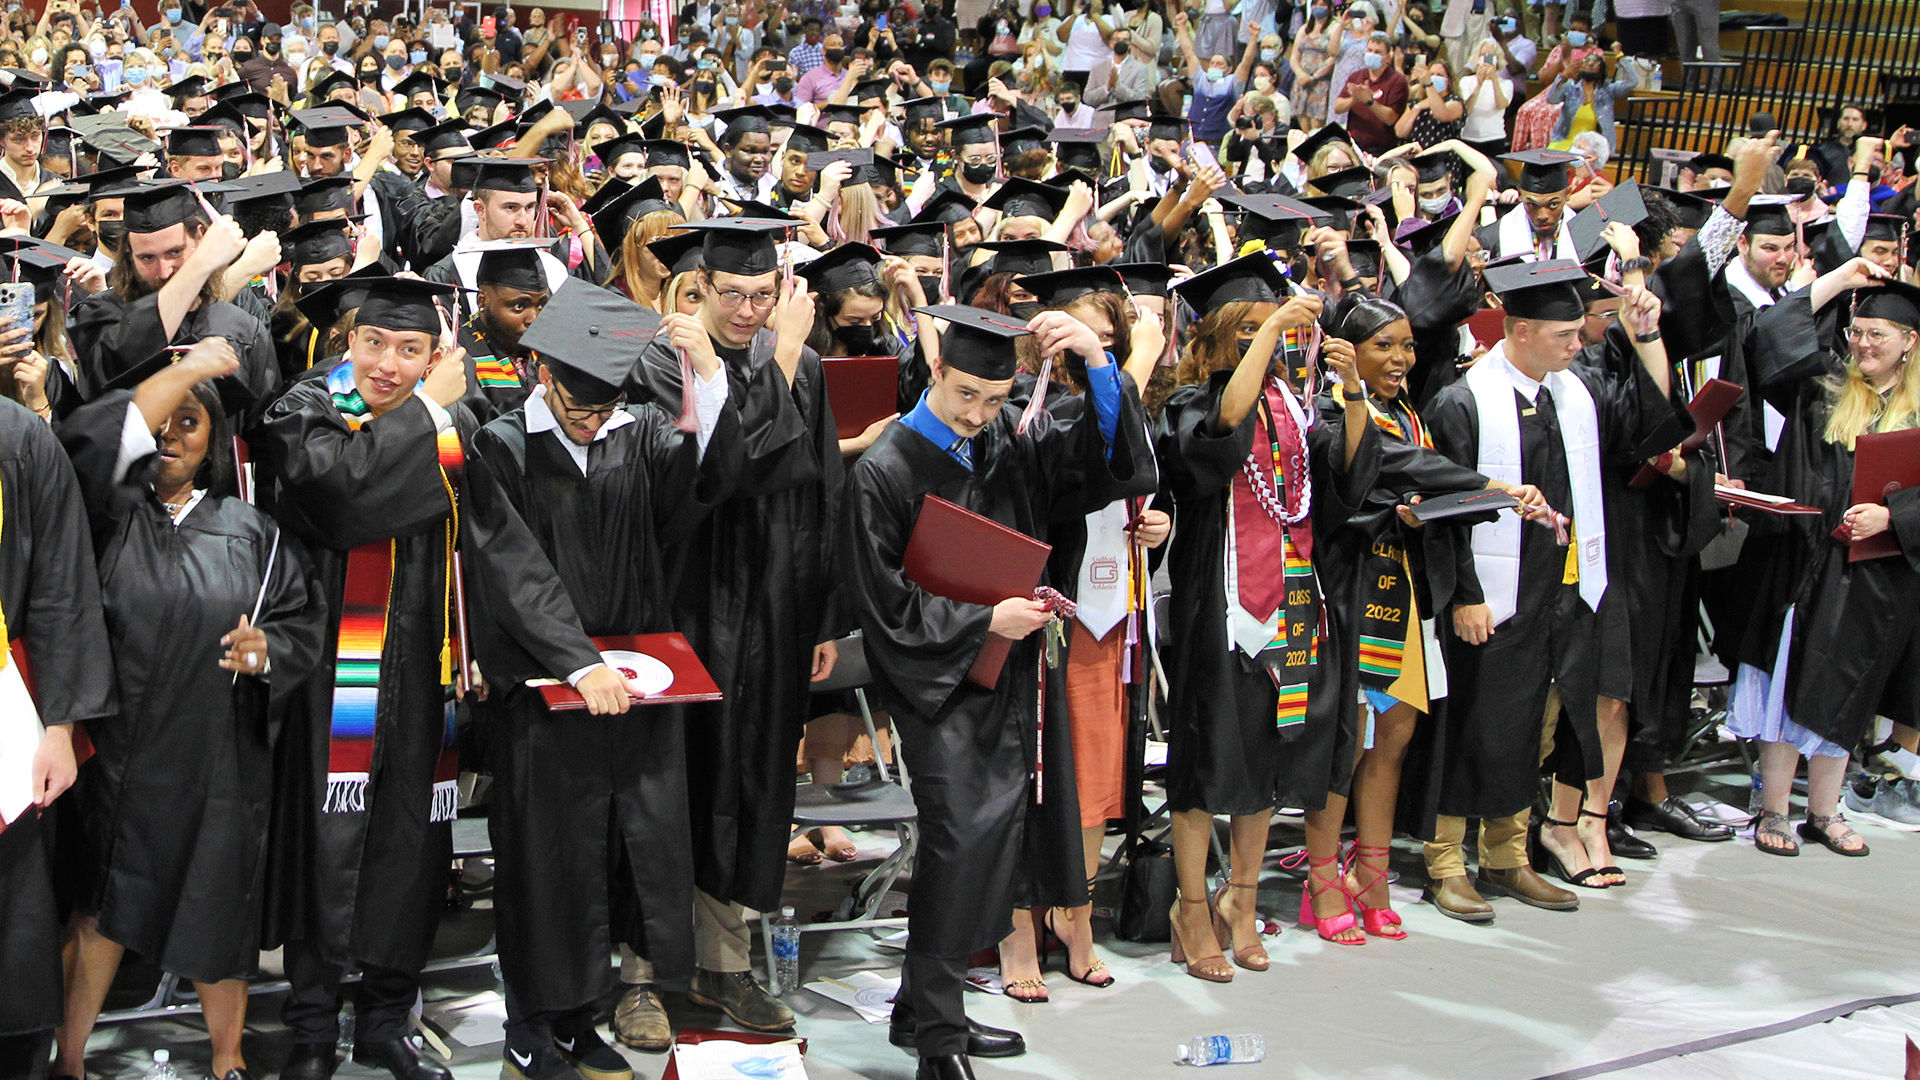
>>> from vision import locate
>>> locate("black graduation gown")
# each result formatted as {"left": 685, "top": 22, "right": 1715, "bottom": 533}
{"left": 1313, "top": 392, "right": 1489, "bottom": 838}
{"left": 466, "top": 397, "right": 743, "bottom": 1012}
{"left": 1741, "top": 293, "right": 1920, "bottom": 747}
{"left": 0, "top": 400, "right": 115, "bottom": 1038}
{"left": 624, "top": 329, "right": 845, "bottom": 913}
{"left": 842, "top": 385, "right": 1151, "bottom": 957}
{"left": 1156, "top": 371, "right": 1381, "bottom": 816}
{"left": 58, "top": 391, "right": 326, "bottom": 983}
{"left": 69, "top": 292, "right": 278, "bottom": 408}
{"left": 1396, "top": 248, "right": 1482, "bottom": 410}
{"left": 397, "top": 190, "right": 464, "bottom": 273}
{"left": 454, "top": 313, "right": 536, "bottom": 426}
{"left": 252, "top": 376, "right": 476, "bottom": 972}
{"left": 1423, "top": 354, "right": 1692, "bottom": 819}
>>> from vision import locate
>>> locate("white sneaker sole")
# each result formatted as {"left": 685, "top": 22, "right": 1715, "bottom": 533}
{"left": 1845, "top": 808, "right": 1920, "bottom": 833}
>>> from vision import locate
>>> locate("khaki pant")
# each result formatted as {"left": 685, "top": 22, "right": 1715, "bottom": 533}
{"left": 1424, "top": 687, "right": 1565, "bottom": 878}
{"left": 618, "top": 889, "right": 754, "bottom": 981}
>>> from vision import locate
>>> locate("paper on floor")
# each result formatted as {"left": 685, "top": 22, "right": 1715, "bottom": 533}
{"left": 673, "top": 1038, "right": 808, "bottom": 1079}
{"left": 804, "top": 970, "right": 899, "bottom": 1023}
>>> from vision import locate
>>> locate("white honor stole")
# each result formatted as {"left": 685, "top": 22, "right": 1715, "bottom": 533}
{"left": 1496, "top": 202, "right": 1575, "bottom": 262}
{"left": 1464, "top": 345, "right": 1608, "bottom": 625}
{"left": 1076, "top": 500, "right": 1132, "bottom": 640}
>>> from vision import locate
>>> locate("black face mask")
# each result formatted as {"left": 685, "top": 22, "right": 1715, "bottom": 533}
{"left": 1149, "top": 155, "right": 1174, "bottom": 173}
{"left": 823, "top": 47, "right": 845, "bottom": 63}
{"left": 221, "top": 161, "right": 242, "bottom": 181}
{"left": 836, "top": 321, "right": 887, "bottom": 354}
{"left": 263, "top": 39, "right": 280, "bottom": 55}
{"left": 1007, "top": 300, "right": 1040, "bottom": 321}
{"left": 694, "top": 79, "right": 715, "bottom": 94}
{"left": 1113, "top": 40, "right": 1129, "bottom": 57}
{"left": 961, "top": 160, "right": 995, "bottom": 184}
{"left": 918, "top": 273, "right": 944, "bottom": 301}
{"left": 1235, "top": 335, "right": 1258, "bottom": 360}
{"left": 774, "top": 75, "right": 794, "bottom": 93}
{"left": 1580, "top": 68, "right": 1604, "bottom": 82}
{"left": 94, "top": 219, "right": 126, "bottom": 252}
{"left": 233, "top": 49, "right": 254, "bottom": 63}
{"left": 322, "top": 39, "right": 339, "bottom": 55}
{"left": 1786, "top": 175, "right": 1817, "bottom": 196}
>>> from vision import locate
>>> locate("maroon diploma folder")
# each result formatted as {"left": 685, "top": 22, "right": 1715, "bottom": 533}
{"left": 901, "top": 495, "right": 1052, "bottom": 689}
{"left": 1630, "top": 378, "right": 1745, "bottom": 488}
{"left": 1842, "top": 428, "right": 1920, "bottom": 562}
{"left": 527, "top": 633, "right": 723, "bottom": 710}
{"left": 821, "top": 355, "right": 900, "bottom": 440}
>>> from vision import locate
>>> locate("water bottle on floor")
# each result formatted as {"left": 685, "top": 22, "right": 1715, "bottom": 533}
{"left": 771, "top": 906, "right": 801, "bottom": 995}
{"left": 1176, "top": 1034, "right": 1265, "bottom": 1066}
{"left": 142, "top": 1049, "right": 180, "bottom": 1080}
{"left": 339, "top": 1001, "right": 356, "bottom": 1057}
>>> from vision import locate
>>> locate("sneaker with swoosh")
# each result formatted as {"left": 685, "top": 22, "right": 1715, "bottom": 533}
{"left": 551, "top": 1023, "right": 633, "bottom": 1080}
{"left": 501, "top": 1044, "right": 577, "bottom": 1080}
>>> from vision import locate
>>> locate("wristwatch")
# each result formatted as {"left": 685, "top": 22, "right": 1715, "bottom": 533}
{"left": 1634, "top": 329, "right": 1663, "bottom": 343}
{"left": 1618, "top": 256, "right": 1652, "bottom": 274}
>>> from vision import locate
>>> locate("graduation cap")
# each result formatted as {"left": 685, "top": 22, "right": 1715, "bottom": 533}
{"left": 455, "top": 82, "right": 509, "bottom": 115}
{"left": 1311, "top": 165, "right": 1373, "bottom": 200}
{"left": 870, "top": 220, "right": 946, "bottom": 258}
{"left": 913, "top": 188, "right": 979, "bottom": 228}
{"left": 0, "top": 86, "right": 36, "bottom": 125}
{"left": 673, "top": 217, "right": 794, "bottom": 276}
{"left": 807, "top": 147, "right": 891, "bottom": 187}
{"left": 1106, "top": 99, "right": 1152, "bottom": 125}
{"left": 713, "top": 104, "right": 776, "bottom": 138}
{"left": 914, "top": 303, "right": 1031, "bottom": 379}
{"left": 281, "top": 219, "right": 355, "bottom": 267}
{"left": 935, "top": 112, "right": 999, "bottom": 148}
{"left": 982, "top": 176, "right": 1071, "bottom": 219}
{"left": 473, "top": 239, "right": 554, "bottom": 293}
{"left": 1218, "top": 192, "right": 1320, "bottom": 246}
{"left": 518, "top": 278, "right": 661, "bottom": 403}
{"left": 901, "top": 95, "right": 948, "bottom": 124}
{"left": 389, "top": 70, "right": 444, "bottom": 104}
{"left": 1484, "top": 258, "right": 1591, "bottom": 321}
{"left": 1300, "top": 193, "right": 1362, "bottom": 229}
{"left": 817, "top": 103, "right": 865, "bottom": 130}
{"left": 1050, "top": 128, "right": 1106, "bottom": 173}
{"left": 1864, "top": 214, "right": 1910, "bottom": 244}
{"left": 380, "top": 107, "right": 438, "bottom": 136}
{"left": 1502, "top": 148, "right": 1578, "bottom": 194}
{"left": 288, "top": 108, "right": 364, "bottom": 148}
{"left": 1397, "top": 211, "right": 1460, "bottom": 256}
{"left": 100, "top": 348, "right": 256, "bottom": 418}
{"left": 1855, "top": 279, "right": 1920, "bottom": 328}
{"left": 1, "top": 244, "right": 75, "bottom": 304}
{"left": 296, "top": 176, "right": 356, "bottom": 218}
{"left": 1000, "top": 126, "right": 1048, "bottom": 159}
{"left": 468, "top": 119, "right": 519, "bottom": 151}
{"left": 1170, "top": 252, "right": 1290, "bottom": 315}
{"left": 1292, "top": 123, "right": 1354, "bottom": 164}
{"left": 209, "top": 79, "right": 256, "bottom": 103}
{"left": 1111, "top": 262, "right": 1176, "bottom": 298}
{"left": 1743, "top": 193, "right": 1797, "bottom": 237}
{"left": 585, "top": 176, "right": 677, "bottom": 243}
{"left": 797, "top": 241, "right": 882, "bottom": 292}
{"left": 112, "top": 180, "right": 214, "bottom": 234}
{"left": 569, "top": 102, "right": 626, "bottom": 140}
{"left": 162, "top": 74, "right": 210, "bottom": 103}
{"left": 73, "top": 114, "right": 161, "bottom": 163}
{"left": 482, "top": 73, "right": 528, "bottom": 100}
{"left": 1146, "top": 116, "right": 1187, "bottom": 143}
{"left": 1017, "top": 265, "right": 1125, "bottom": 307}
{"left": 223, "top": 170, "right": 303, "bottom": 212}
{"left": 976, "top": 238, "right": 1067, "bottom": 277}
{"left": 196, "top": 101, "right": 252, "bottom": 138}
{"left": 766, "top": 102, "right": 800, "bottom": 126}
{"left": 465, "top": 157, "right": 543, "bottom": 194}
{"left": 777, "top": 123, "right": 830, "bottom": 158}
{"left": 291, "top": 262, "right": 385, "bottom": 328}
{"left": 1413, "top": 149, "right": 1458, "bottom": 185}
{"left": 849, "top": 77, "right": 891, "bottom": 103}
{"left": 1568, "top": 180, "right": 1649, "bottom": 260}
{"left": 1047, "top": 167, "right": 1100, "bottom": 191}
{"left": 349, "top": 276, "right": 459, "bottom": 335}
{"left": 414, "top": 117, "right": 472, "bottom": 158}
{"left": 308, "top": 69, "right": 359, "bottom": 102}
{"left": 164, "top": 126, "right": 225, "bottom": 158}
{"left": 1685, "top": 151, "right": 1735, "bottom": 176}
{"left": 1345, "top": 238, "right": 1381, "bottom": 278}
{"left": 1643, "top": 186, "right": 1714, "bottom": 231}
{"left": 647, "top": 230, "right": 705, "bottom": 278}
{"left": 593, "top": 133, "right": 647, "bottom": 168}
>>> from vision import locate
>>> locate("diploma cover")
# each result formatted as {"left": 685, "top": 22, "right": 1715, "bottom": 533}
{"left": 821, "top": 355, "right": 901, "bottom": 440}
{"left": 525, "top": 632, "right": 724, "bottom": 710}
{"left": 901, "top": 494, "right": 1053, "bottom": 689}
{"left": 1842, "top": 427, "right": 1920, "bottom": 562}
{"left": 1629, "top": 378, "right": 1744, "bottom": 488}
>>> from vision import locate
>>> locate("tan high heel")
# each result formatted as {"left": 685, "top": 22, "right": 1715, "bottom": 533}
{"left": 1212, "top": 882, "right": 1271, "bottom": 970}
{"left": 1168, "top": 894, "right": 1233, "bottom": 983}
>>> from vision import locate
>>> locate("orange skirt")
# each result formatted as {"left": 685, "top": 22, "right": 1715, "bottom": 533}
{"left": 1065, "top": 619, "right": 1128, "bottom": 829}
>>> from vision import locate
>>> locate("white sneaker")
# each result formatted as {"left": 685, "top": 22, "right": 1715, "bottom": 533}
{"left": 1847, "top": 778, "right": 1920, "bottom": 832}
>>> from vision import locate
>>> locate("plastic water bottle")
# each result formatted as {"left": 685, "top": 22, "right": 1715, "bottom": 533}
{"left": 771, "top": 906, "right": 801, "bottom": 995}
{"left": 338, "top": 1000, "right": 356, "bottom": 1056}
{"left": 1176, "top": 1034, "right": 1265, "bottom": 1066}
{"left": 1648, "top": 59, "right": 1663, "bottom": 92}
{"left": 142, "top": 1050, "right": 180, "bottom": 1080}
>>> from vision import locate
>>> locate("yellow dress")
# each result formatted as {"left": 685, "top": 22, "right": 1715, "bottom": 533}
{"left": 1550, "top": 102, "right": 1600, "bottom": 151}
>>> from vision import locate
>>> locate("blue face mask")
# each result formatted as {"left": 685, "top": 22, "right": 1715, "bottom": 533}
{"left": 124, "top": 65, "right": 147, "bottom": 83}
{"left": 164, "top": 7, "right": 181, "bottom": 22}
{"left": 1363, "top": 52, "right": 1384, "bottom": 71}
{"left": 1310, "top": 5, "right": 1327, "bottom": 18}
{"left": 302, "top": 15, "right": 314, "bottom": 29}
{"left": 1259, "top": 47, "right": 1276, "bottom": 62}
{"left": 1206, "top": 67, "right": 1227, "bottom": 82}
{"left": 725, "top": 14, "right": 738, "bottom": 24}
{"left": 930, "top": 79, "right": 949, "bottom": 94}
{"left": 1036, "top": 4, "right": 1050, "bottom": 16}
{"left": 1567, "top": 30, "right": 1588, "bottom": 45}
{"left": 1497, "top": 17, "right": 1516, "bottom": 33}
{"left": 372, "top": 34, "right": 390, "bottom": 50}
{"left": 1430, "top": 74, "right": 1447, "bottom": 93}
{"left": 410, "top": 48, "right": 427, "bottom": 63}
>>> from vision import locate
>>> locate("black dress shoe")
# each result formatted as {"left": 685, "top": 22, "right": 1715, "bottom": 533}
{"left": 1606, "top": 802, "right": 1659, "bottom": 860}
{"left": 1624, "top": 795, "right": 1735, "bottom": 842}
{"left": 888, "top": 1014, "right": 1026, "bottom": 1058}
{"left": 279, "top": 1043, "right": 339, "bottom": 1080}
{"left": 352, "top": 1036, "right": 453, "bottom": 1080}
{"left": 915, "top": 1054, "right": 977, "bottom": 1080}
{"left": 219, "top": 1070, "right": 257, "bottom": 1080}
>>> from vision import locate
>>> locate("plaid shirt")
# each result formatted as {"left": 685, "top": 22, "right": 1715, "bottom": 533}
{"left": 788, "top": 40, "right": 824, "bottom": 75}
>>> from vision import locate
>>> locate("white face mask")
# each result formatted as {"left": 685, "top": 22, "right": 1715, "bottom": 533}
{"left": 30, "top": 48, "right": 47, "bottom": 66}
{"left": 1418, "top": 191, "right": 1452, "bottom": 213}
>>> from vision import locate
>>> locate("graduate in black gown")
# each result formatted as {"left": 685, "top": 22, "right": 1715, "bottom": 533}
{"left": 1731, "top": 263, "right": 1920, "bottom": 858}
{"left": 270, "top": 220, "right": 363, "bottom": 382}
{"left": 68, "top": 182, "right": 279, "bottom": 402}
{"left": 455, "top": 243, "right": 556, "bottom": 424}
{"left": 1419, "top": 260, "right": 1690, "bottom": 922}
{"left": 251, "top": 277, "right": 474, "bottom": 1080}
{"left": 620, "top": 218, "right": 843, "bottom": 1035}
{"left": 0, "top": 400, "right": 115, "bottom": 1080}
{"left": 843, "top": 301, "right": 1148, "bottom": 1080}
{"left": 466, "top": 280, "right": 744, "bottom": 1080}
{"left": 1151, "top": 253, "right": 1378, "bottom": 969}
{"left": 53, "top": 341, "right": 325, "bottom": 1080}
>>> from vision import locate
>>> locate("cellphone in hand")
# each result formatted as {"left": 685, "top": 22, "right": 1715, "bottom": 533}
{"left": 0, "top": 282, "right": 32, "bottom": 340}
{"left": 877, "top": 12, "right": 887, "bottom": 29}
{"left": 481, "top": 14, "right": 496, "bottom": 36}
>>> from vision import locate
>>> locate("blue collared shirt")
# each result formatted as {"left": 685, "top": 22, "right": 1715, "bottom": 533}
{"left": 899, "top": 359, "right": 1125, "bottom": 470}
{"left": 900, "top": 390, "right": 974, "bottom": 469}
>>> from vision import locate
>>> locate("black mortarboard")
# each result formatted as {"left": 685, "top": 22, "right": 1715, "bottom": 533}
{"left": 808, "top": 147, "right": 889, "bottom": 187}
{"left": 713, "top": 104, "right": 775, "bottom": 138}
{"left": 1018, "top": 265, "right": 1126, "bottom": 307}
{"left": 1398, "top": 211, "right": 1460, "bottom": 256}
{"left": 474, "top": 239, "right": 552, "bottom": 292}
{"left": 1644, "top": 186, "right": 1713, "bottom": 231}
{"left": 282, "top": 219, "right": 354, "bottom": 266}
{"left": 1106, "top": 99, "right": 1152, "bottom": 124}
{"left": 915, "top": 303, "right": 1029, "bottom": 379}
{"left": 767, "top": 103, "right": 800, "bottom": 125}
{"left": 1743, "top": 194, "right": 1796, "bottom": 237}
{"left": 1047, "top": 167, "right": 1100, "bottom": 191}
{"left": 1000, "top": 125, "right": 1048, "bottom": 158}
{"left": 197, "top": 103, "right": 249, "bottom": 140}
{"left": 902, "top": 95, "right": 948, "bottom": 123}
{"left": 218, "top": 91, "right": 277, "bottom": 122}
{"left": 817, "top": 103, "right": 865, "bottom": 129}
{"left": 647, "top": 230, "right": 705, "bottom": 277}
{"left": 223, "top": 170, "right": 302, "bottom": 211}
{"left": 389, "top": 70, "right": 444, "bottom": 103}
{"left": 676, "top": 217, "right": 792, "bottom": 276}
{"left": 638, "top": 138, "right": 691, "bottom": 170}
{"left": 1568, "top": 179, "right": 1649, "bottom": 260}
{"left": 519, "top": 278, "right": 661, "bottom": 403}
{"left": 308, "top": 69, "right": 359, "bottom": 102}
{"left": 797, "top": 241, "right": 882, "bottom": 292}
{"left": 913, "top": 188, "right": 979, "bottom": 228}
{"left": 1, "top": 245, "right": 72, "bottom": 303}
{"left": 296, "top": 176, "right": 356, "bottom": 218}
{"left": 850, "top": 77, "right": 891, "bottom": 103}
{"left": 1292, "top": 122, "right": 1353, "bottom": 164}
{"left": 162, "top": 75, "right": 209, "bottom": 102}
{"left": 1312, "top": 165, "right": 1373, "bottom": 199}
{"left": 482, "top": 73, "right": 528, "bottom": 100}
{"left": 1300, "top": 193, "right": 1362, "bottom": 229}
{"left": 76, "top": 164, "right": 145, "bottom": 200}
{"left": 380, "top": 106, "right": 437, "bottom": 135}
{"left": 291, "top": 263, "right": 386, "bottom": 328}
{"left": 455, "top": 82, "right": 508, "bottom": 114}
{"left": 210, "top": 80, "right": 258, "bottom": 103}
{"left": 569, "top": 102, "right": 625, "bottom": 140}
{"left": 288, "top": 108, "right": 363, "bottom": 148}
{"left": 585, "top": 176, "right": 677, "bottom": 243}
{"left": 1050, "top": 128, "right": 1106, "bottom": 172}
{"left": 1112, "top": 263, "right": 1176, "bottom": 298}
{"left": 594, "top": 133, "right": 647, "bottom": 169}
{"left": 165, "top": 126, "right": 225, "bottom": 158}
{"left": 982, "top": 176, "right": 1070, "bottom": 219}
{"left": 1414, "top": 150, "right": 1457, "bottom": 184}
{"left": 1855, "top": 280, "right": 1920, "bottom": 328}
{"left": 1171, "top": 252, "right": 1290, "bottom": 314}
{"left": 1146, "top": 116, "right": 1187, "bottom": 143}
{"left": 466, "top": 157, "right": 543, "bottom": 194}
{"left": 935, "top": 112, "right": 998, "bottom": 148}
{"left": 1218, "top": 192, "right": 1319, "bottom": 246}
{"left": 708, "top": 197, "right": 799, "bottom": 222}
{"left": 100, "top": 349, "right": 255, "bottom": 418}
{"left": 977, "top": 238, "right": 1067, "bottom": 277}
{"left": 115, "top": 180, "right": 210, "bottom": 233}
{"left": 1345, "top": 238, "right": 1381, "bottom": 277}
{"left": 0, "top": 86, "right": 36, "bottom": 124}
{"left": 1864, "top": 214, "right": 1910, "bottom": 243}
{"left": 352, "top": 276, "right": 458, "bottom": 335}
{"left": 468, "top": 119, "right": 519, "bottom": 151}
{"left": 414, "top": 117, "right": 472, "bottom": 156}
{"left": 73, "top": 114, "right": 161, "bottom": 164}
{"left": 1502, "top": 148, "right": 1577, "bottom": 194}
{"left": 783, "top": 123, "right": 833, "bottom": 157}
{"left": 1484, "top": 258, "right": 1590, "bottom": 321}
{"left": 870, "top": 221, "right": 947, "bottom": 258}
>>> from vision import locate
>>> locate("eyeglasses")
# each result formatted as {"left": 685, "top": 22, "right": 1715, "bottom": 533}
{"left": 713, "top": 288, "right": 779, "bottom": 310}
{"left": 1845, "top": 325, "right": 1909, "bottom": 346}
{"left": 959, "top": 154, "right": 997, "bottom": 166}
{"left": 555, "top": 397, "right": 624, "bottom": 420}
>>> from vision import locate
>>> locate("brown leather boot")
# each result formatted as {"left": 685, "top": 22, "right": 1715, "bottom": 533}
{"left": 613, "top": 983, "right": 672, "bottom": 1052}
{"left": 1477, "top": 865, "right": 1580, "bottom": 911}
{"left": 1424, "top": 875, "right": 1495, "bottom": 923}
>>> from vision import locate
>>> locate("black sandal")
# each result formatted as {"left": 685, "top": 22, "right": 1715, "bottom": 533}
{"left": 1578, "top": 808, "right": 1626, "bottom": 885}
{"left": 1538, "top": 815, "right": 1609, "bottom": 888}
{"left": 1798, "top": 812, "right": 1870, "bottom": 857}
{"left": 1754, "top": 811, "right": 1800, "bottom": 856}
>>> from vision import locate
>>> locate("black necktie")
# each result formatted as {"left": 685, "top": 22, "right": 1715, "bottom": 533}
{"left": 1533, "top": 385, "right": 1559, "bottom": 432}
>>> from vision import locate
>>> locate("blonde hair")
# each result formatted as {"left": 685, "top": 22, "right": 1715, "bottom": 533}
{"left": 829, "top": 181, "right": 887, "bottom": 246}
{"left": 615, "top": 207, "right": 685, "bottom": 311}
{"left": 1308, "top": 141, "right": 1359, "bottom": 181}
{"left": 1823, "top": 332, "right": 1920, "bottom": 449}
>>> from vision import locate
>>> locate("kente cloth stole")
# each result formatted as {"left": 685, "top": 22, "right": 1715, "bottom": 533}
{"left": 322, "top": 362, "right": 463, "bottom": 824}
{"left": 1354, "top": 399, "right": 1435, "bottom": 710}
{"left": 1227, "top": 379, "right": 1320, "bottom": 736}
